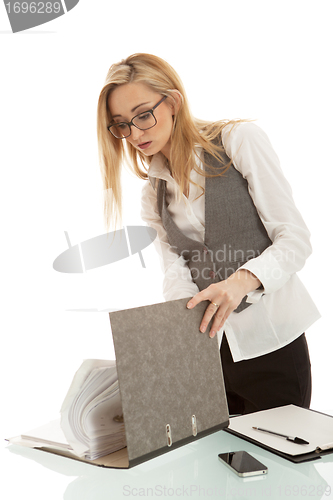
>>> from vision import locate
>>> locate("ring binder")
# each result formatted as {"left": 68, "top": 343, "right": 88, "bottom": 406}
{"left": 8, "top": 298, "right": 230, "bottom": 469}
{"left": 109, "top": 297, "right": 229, "bottom": 467}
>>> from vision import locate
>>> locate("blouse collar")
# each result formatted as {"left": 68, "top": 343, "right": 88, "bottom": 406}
{"left": 147, "top": 152, "right": 174, "bottom": 186}
{"left": 147, "top": 148, "right": 204, "bottom": 185}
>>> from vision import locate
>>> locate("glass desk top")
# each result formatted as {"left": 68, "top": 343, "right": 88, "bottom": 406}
{"left": 3, "top": 429, "right": 333, "bottom": 499}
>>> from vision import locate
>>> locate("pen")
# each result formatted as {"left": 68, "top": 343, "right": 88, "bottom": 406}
{"left": 252, "top": 427, "right": 309, "bottom": 445}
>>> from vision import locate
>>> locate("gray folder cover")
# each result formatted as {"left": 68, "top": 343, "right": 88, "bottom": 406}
{"left": 109, "top": 297, "right": 229, "bottom": 467}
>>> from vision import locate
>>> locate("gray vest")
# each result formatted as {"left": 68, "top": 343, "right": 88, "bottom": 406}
{"left": 153, "top": 145, "right": 272, "bottom": 312}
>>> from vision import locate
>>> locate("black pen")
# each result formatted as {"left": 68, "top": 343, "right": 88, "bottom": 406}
{"left": 252, "top": 426, "right": 309, "bottom": 445}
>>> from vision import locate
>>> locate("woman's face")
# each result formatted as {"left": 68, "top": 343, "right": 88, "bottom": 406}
{"left": 108, "top": 82, "right": 176, "bottom": 159}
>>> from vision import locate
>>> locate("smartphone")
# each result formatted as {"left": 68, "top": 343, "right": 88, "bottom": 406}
{"left": 218, "top": 451, "right": 268, "bottom": 477}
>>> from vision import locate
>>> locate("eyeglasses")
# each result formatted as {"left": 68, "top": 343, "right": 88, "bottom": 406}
{"left": 108, "top": 95, "right": 167, "bottom": 139}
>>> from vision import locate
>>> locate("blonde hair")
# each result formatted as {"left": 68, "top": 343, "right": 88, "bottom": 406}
{"left": 97, "top": 53, "right": 243, "bottom": 230}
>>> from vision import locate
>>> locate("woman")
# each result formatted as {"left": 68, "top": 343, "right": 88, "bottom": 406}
{"left": 97, "top": 53, "right": 320, "bottom": 415}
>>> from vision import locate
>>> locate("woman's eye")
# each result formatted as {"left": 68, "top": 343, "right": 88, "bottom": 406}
{"left": 137, "top": 113, "right": 151, "bottom": 121}
{"left": 116, "top": 123, "right": 127, "bottom": 129}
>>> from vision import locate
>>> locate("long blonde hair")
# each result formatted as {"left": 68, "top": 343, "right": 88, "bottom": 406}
{"left": 97, "top": 53, "right": 242, "bottom": 230}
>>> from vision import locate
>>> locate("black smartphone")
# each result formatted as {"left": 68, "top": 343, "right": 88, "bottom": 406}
{"left": 218, "top": 451, "right": 268, "bottom": 477}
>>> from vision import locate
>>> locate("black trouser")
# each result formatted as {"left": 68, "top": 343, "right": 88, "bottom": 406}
{"left": 220, "top": 333, "right": 312, "bottom": 415}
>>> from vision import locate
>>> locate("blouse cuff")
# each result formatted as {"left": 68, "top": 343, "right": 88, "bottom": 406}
{"left": 239, "top": 252, "right": 291, "bottom": 296}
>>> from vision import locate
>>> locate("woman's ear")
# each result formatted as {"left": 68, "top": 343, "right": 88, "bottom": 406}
{"left": 168, "top": 89, "right": 183, "bottom": 115}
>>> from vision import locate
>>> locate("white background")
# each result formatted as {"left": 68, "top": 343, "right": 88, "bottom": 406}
{"left": 1, "top": 1, "right": 332, "bottom": 497}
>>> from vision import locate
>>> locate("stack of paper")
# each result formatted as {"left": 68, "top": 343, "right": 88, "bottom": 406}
{"left": 60, "top": 359, "right": 126, "bottom": 460}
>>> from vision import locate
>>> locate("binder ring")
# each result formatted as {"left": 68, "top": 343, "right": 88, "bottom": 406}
{"left": 166, "top": 424, "right": 172, "bottom": 447}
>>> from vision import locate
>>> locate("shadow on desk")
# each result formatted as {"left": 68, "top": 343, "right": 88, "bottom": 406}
{"left": 6, "top": 432, "right": 332, "bottom": 500}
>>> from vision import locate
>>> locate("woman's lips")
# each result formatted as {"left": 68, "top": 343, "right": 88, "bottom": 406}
{"left": 138, "top": 141, "right": 152, "bottom": 150}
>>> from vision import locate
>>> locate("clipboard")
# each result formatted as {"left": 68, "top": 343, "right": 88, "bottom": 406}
{"left": 224, "top": 405, "right": 333, "bottom": 463}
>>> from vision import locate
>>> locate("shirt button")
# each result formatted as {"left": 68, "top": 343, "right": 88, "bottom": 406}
{"left": 209, "top": 270, "right": 215, "bottom": 279}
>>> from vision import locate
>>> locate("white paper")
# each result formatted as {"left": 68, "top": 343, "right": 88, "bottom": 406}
{"left": 228, "top": 405, "right": 333, "bottom": 456}
{"left": 16, "top": 419, "right": 72, "bottom": 450}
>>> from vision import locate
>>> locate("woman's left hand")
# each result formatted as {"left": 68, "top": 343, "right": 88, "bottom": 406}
{"left": 186, "top": 269, "right": 261, "bottom": 338}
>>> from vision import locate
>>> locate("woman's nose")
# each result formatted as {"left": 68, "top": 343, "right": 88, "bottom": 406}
{"left": 130, "top": 126, "right": 144, "bottom": 141}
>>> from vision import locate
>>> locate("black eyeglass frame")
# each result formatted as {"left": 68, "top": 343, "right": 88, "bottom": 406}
{"left": 107, "top": 95, "right": 168, "bottom": 139}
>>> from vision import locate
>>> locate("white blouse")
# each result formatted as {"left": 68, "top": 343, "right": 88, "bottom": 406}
{"left": 141, "top": 122, "right": 320, "bottom": 362}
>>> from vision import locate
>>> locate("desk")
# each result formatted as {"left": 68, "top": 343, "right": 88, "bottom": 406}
{"left": 3, "top": 430, "right": 333, "bottom": 499}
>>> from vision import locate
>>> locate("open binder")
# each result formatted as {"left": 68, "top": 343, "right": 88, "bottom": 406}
{"left": 8, "top": 298, "right": 229, "bottom": 468}
{"left": 109, "top": 297, "right": 229, "bottom": 467}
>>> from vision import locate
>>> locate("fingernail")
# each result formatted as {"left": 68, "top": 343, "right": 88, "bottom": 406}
{"left": 187, "top": 302, "right": 193, "bottom": 309}
{"left": 200, "top": 325, "right": 206, "bottom": 333}
{"left": 209, "top": 331, "right": 216, "bottom": 338}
